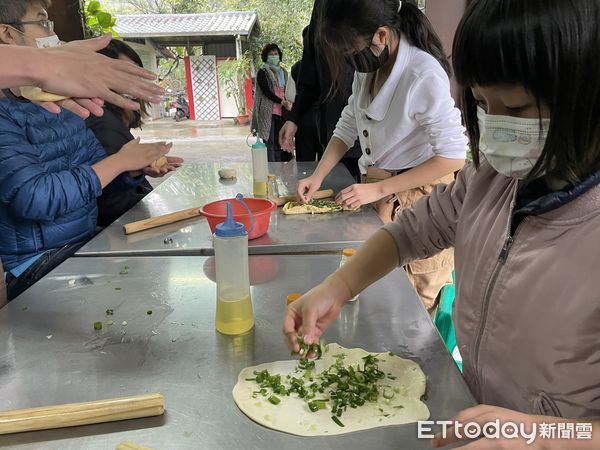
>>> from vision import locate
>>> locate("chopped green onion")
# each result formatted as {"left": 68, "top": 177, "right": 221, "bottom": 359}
{"left": 146, "top": 310, "right": 153, "bottom": 315}
{"left": 268, "top": 395, "right": 281, "bottom": 405}
{"left": 382, "top": 388, "right": 395, "bottom": 399}
{"left": 307, "top": 400, "right": 328, "bottom": 412}
{"left": 93, "top": 322, "right": 102, "bottom": 331}
{"left": 106, "top": 309, "right": 114, "bottom": 316}
{"left": 245, "top": 344, "right": 393, "bottom": 423}
{"left": 331, "top": 416, "right": 345, "bottom": 427}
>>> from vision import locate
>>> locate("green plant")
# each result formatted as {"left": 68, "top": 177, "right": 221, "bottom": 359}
{"left": 107, "top": 0, "right": 314, "bottom": 71}
{"left": 220, "top": 0, "right": 312, "bottom": 66}
{"left": 218, "top": 54, "right": 251, "bottom": 116}
{"left": 85, "top": 1, "right": 119, "bottom": 37}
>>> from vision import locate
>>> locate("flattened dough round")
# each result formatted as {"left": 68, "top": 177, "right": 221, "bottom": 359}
{"left": 20, "top": 86, "right": 68, "bottom": 103}
{"left": 232, "top": 343, "right": 429, "bottom": 436}
{"left": 219, "top": 168, "right": 237, "bottom": 179}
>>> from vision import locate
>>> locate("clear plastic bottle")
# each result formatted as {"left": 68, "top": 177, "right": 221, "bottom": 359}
{"left": 250, "top": 135, "right": 268, "bottom": 198}
{"left": 266, "top": 174, "right": 280, "bottom": 199}
{"left": 214, "top": 202, "right": 254, "bottom": 335}
{"left": 339, "top": 249, "right": 359, "bottom": 302}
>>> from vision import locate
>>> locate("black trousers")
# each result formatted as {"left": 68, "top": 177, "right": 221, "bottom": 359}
{"left": 317, "top": 103, "right": 361, "bottom": 182}
{"left": 294, "top": 108, "right": 322, "bottom": 162}
{"left": 267, "top": 115, "right": 292, "bottom": 162}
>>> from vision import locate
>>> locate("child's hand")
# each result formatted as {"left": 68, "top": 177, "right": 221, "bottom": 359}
{"left": 283, "top": 282, "right": 345, "bottom": 353}
{"left": 117, "top": 138, "right": 172, "bottom": 171}
{"left": 143, "top": 156, "right": 184, "bottom": 178}
{"left": 335, "top": 182, "right": 384, "bottom": 209}
{"left": 296, "top": 175, "right": 323, "bottom": 202}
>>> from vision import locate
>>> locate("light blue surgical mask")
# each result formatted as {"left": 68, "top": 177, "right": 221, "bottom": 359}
{"left": 477, "top": 107, "right": 550, "bottom": 179}
{"left": 267, "top": 55, "right": 280, "bottom": 66}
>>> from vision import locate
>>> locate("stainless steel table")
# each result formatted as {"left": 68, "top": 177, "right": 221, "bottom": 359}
{"left": 0, "top": 255, "right": 474, "bottom": 449}
{"left": 76, "top": 161, "right": 383, "bottom": 257}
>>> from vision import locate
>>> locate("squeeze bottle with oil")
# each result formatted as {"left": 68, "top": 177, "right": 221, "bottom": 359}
{"left": 214, "top": 203, "right": 254, "bottom": 335}
{"left": 250, "top": 134, "right": 268, "bottom": 198}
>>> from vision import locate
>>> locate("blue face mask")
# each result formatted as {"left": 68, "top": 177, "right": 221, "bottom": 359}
{"left": 267, "top": 55, "right": 280, "bottom": 66}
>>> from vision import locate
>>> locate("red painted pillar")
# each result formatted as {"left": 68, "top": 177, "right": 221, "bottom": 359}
{"left": 245, "top": 76, "right": 253, "bottom": 114}
{"left": 184, "top": 56, "right": 196, "bottom": 120}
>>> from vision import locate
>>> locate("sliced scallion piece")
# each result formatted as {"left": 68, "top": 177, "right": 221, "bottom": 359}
{"left": 331, "top": 416, "right": 345, "bottom": 427}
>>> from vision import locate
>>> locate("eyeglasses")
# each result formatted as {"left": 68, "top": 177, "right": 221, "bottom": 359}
{"left": 8, "top": 19, "right": 54, "bottom": 33}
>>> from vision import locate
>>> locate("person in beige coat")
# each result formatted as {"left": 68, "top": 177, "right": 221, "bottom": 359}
{"left": 283, "top": 0, "right": 600, "bottom": 447}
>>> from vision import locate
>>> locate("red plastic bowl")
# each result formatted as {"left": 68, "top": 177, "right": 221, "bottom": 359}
{"left": 200, "top": 197, "right": 276, "bottom": 240}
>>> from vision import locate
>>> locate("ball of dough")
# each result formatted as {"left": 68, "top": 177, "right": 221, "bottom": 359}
{"left": 20, "top": 86, "right": 68, "bottom": 103}
{"left": 219, "top": 168, "right": 237, "bottom": 179}
{"left": 151, "top": 156, "right": 168, "bottom": 170}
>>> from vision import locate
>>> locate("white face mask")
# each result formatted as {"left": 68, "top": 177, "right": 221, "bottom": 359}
{"left": 477, "top": 106, "right": 550, "bottom": 179}
{"left": 34, "top": 34, "right": 60, "bottom": 48}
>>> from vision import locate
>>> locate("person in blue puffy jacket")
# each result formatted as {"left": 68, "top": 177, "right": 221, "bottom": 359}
{"left": 0, "top": 0, "right": 172, "bottom": 300}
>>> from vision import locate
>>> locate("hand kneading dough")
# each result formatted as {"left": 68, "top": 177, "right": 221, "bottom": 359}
{"left": 219, "top": 168, "right": 237, "bottom": 179}
{"left": 151, "top": 157, "right": 168, "bottom": 170}
{"left": 233, "top": 343, "right": 429, "bottom": 436}
{"left": 20, "top": 86, "right": 68, "bottom": 103}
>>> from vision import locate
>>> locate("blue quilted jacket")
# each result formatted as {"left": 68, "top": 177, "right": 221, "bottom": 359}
{"left": 0, "top": 99, "right": 105, "bottom": 271}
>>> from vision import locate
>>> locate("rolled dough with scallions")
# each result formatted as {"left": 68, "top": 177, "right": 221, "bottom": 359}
{"left": 232, "top": 343, "right": 429, "bottom": 436}
{"left": 282, "top": 200, "right": 359, "bottom": 215}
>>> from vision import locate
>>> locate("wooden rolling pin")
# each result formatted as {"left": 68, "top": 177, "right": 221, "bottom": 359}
{"left": 123, "top": 189, "right": 336, "bottom": 235}
{"left": 272, "top": 188, "right": 334, "bottom": 206}
{"left": 117, "top": 442, "right": 153, "bottom": 450}
{"left": 124, "top": 207, "right": 203, "bottom": 235}
{"left": 0, "top": 393, "right": 164, "bottom": 435}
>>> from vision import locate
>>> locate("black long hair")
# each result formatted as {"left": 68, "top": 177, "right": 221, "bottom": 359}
{"left": 454, "top": 0, "right": 600, "bottom": 183}
{"left": 97, "top": 39, "right": 149, "bottom": 128}
{"left": 317, "top": 0, "right": 450, "bottom": 97}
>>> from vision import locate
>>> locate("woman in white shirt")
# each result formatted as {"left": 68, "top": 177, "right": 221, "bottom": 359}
{"left": 297, "top": 0, "right": 467, "bottom": 310}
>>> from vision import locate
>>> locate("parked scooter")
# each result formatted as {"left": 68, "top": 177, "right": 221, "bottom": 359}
{"left": 173, "top": 94, "right": 190, "bottom": 122}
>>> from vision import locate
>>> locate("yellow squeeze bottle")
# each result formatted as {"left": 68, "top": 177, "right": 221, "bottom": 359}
{"left": 213, "top": 202, "right": 254, "bottom": 335}
{"left": 250, "top": 135, "right": 268, "bottom": 198}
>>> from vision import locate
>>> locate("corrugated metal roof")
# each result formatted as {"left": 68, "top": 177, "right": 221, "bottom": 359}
{"left": 115, "top": 11, "right": 258, "bottom": 38}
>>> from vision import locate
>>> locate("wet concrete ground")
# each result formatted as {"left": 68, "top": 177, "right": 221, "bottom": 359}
{"left": 134, "top": 118, "right": 252, "bottom": 188}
